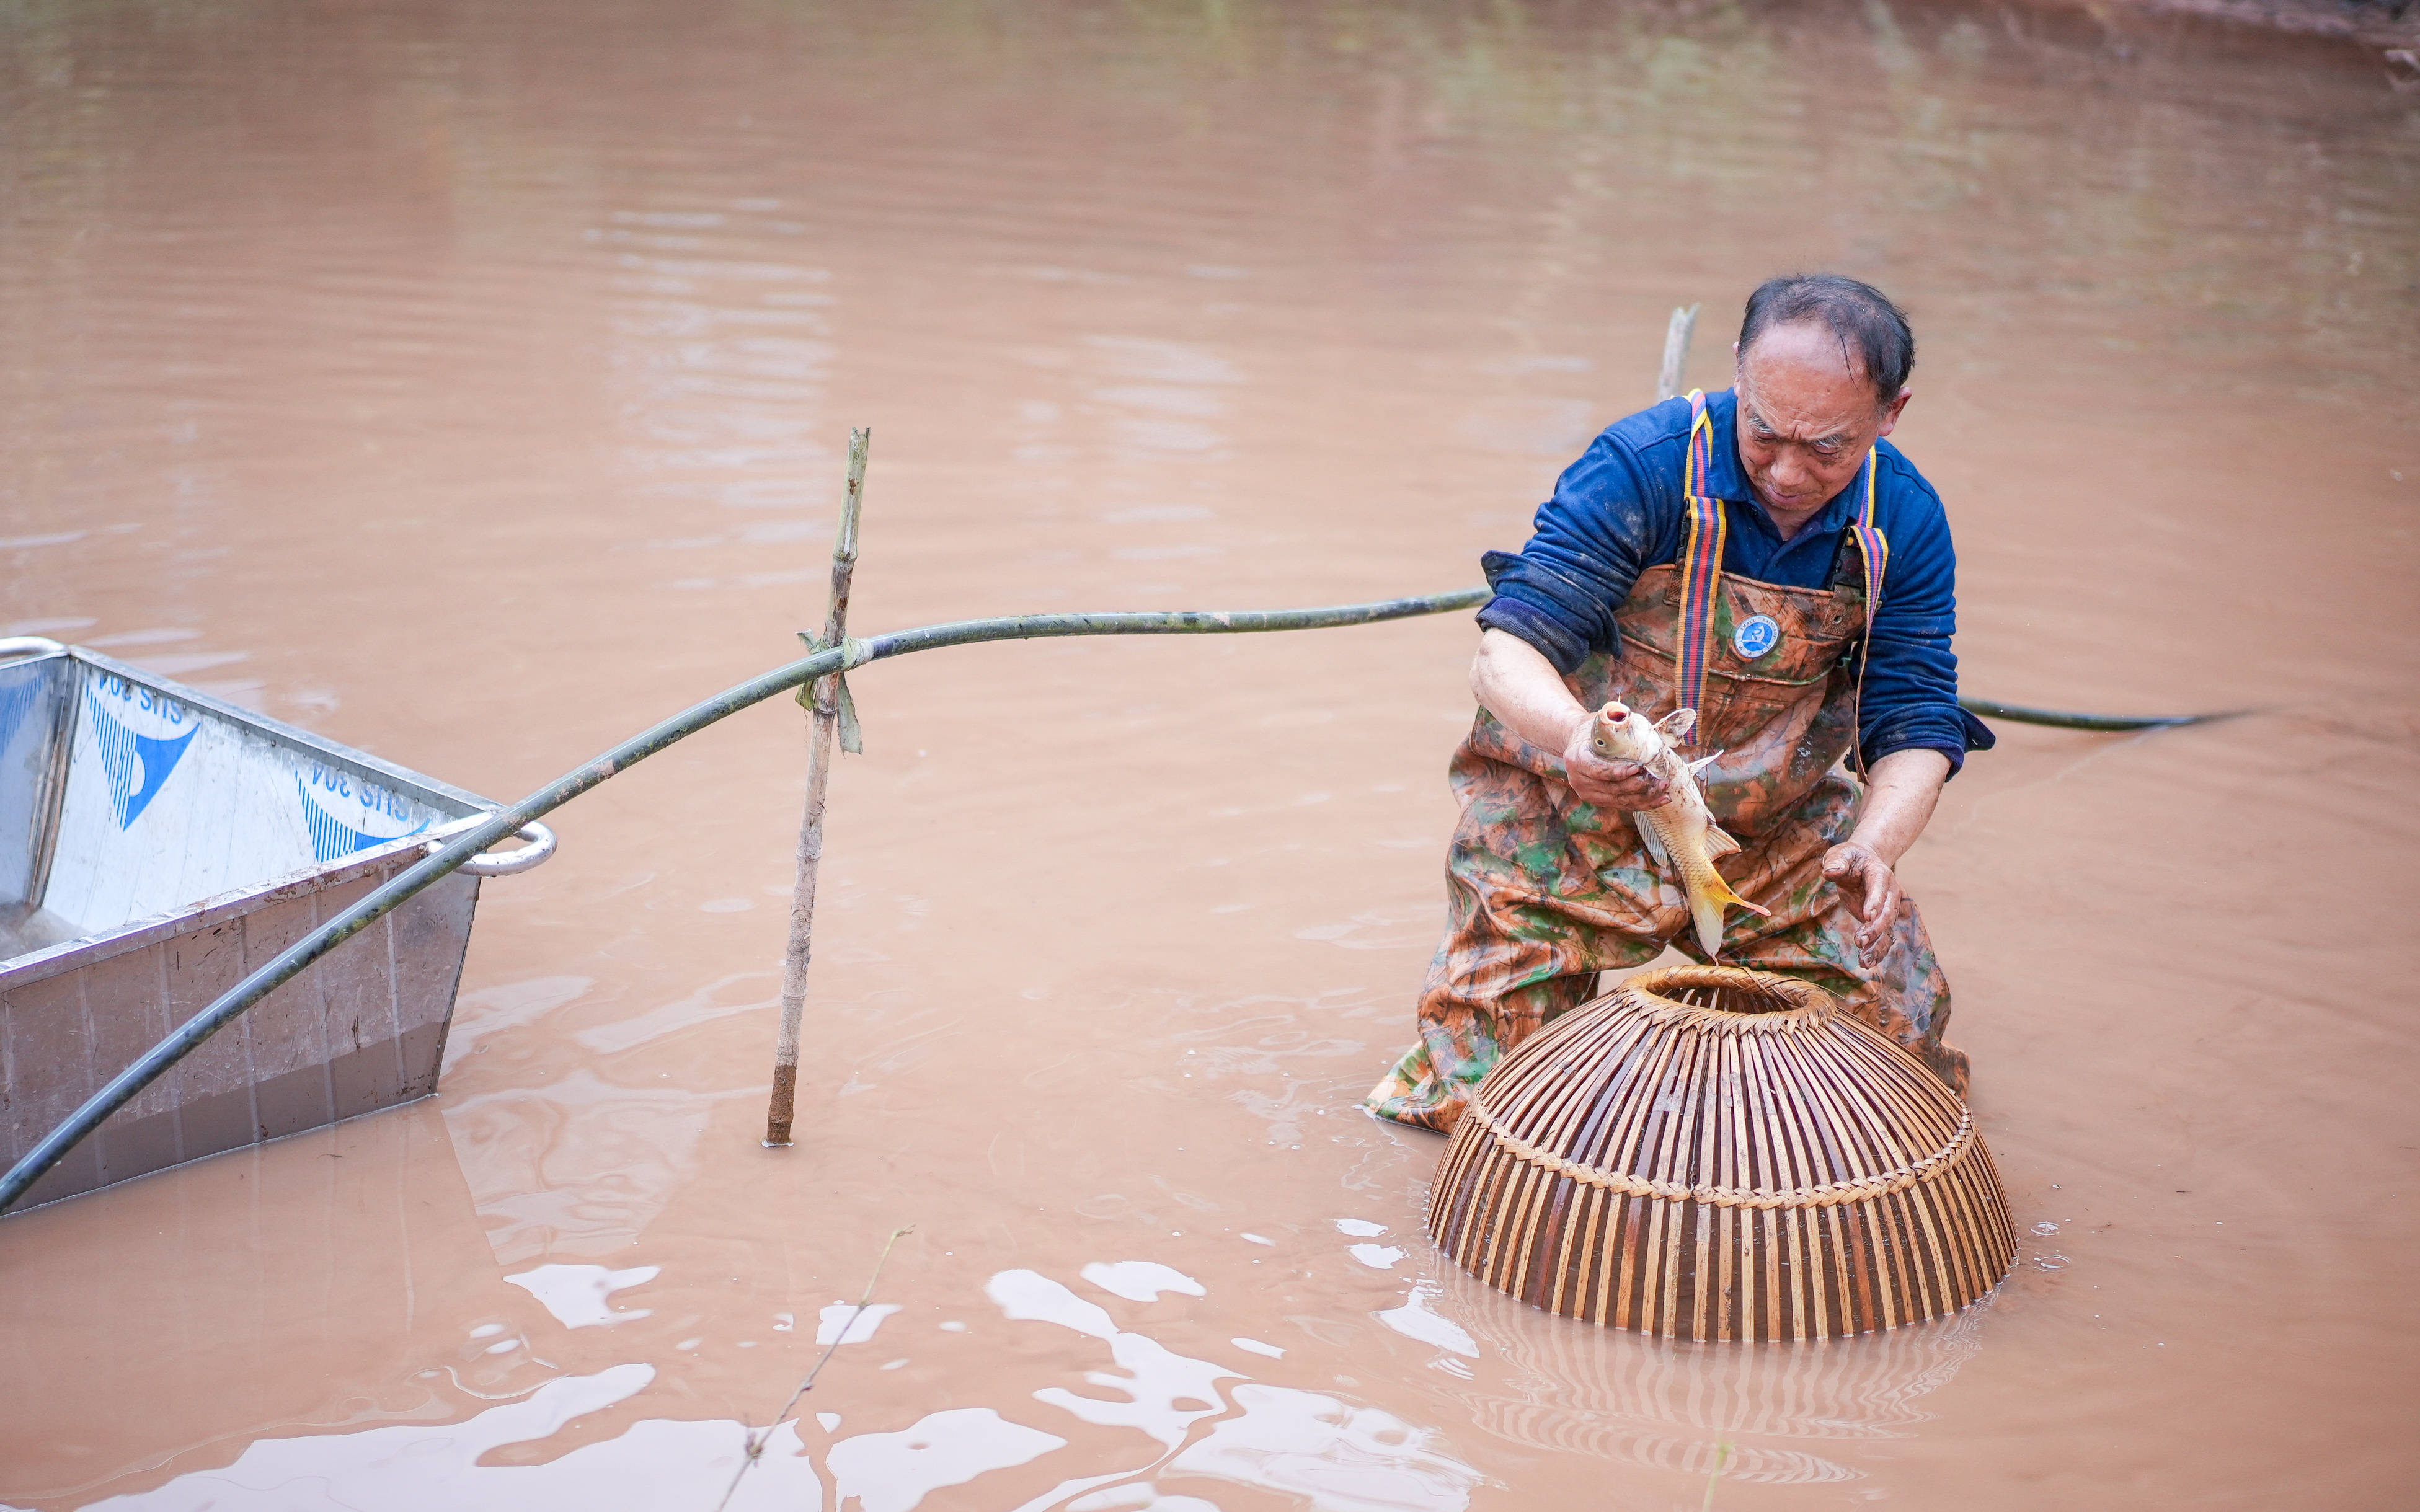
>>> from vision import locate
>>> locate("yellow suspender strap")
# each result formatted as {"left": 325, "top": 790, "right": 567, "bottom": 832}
{"left": 1847, "top": 453, "right": 1889, "bottom": 777}
{"left": 1673, "top": 390, "right": 1724, "bottom": 730}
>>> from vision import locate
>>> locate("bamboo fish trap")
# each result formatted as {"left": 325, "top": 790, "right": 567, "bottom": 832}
{"left": 1429, "top": 965, "right": 2014, "bottom": 1341}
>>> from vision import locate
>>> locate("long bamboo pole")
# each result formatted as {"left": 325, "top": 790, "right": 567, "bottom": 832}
{"left": 1, "top": 587, "right": 1499, "bottom": 1213}
{"left": 0, "top": 580, "right": 2229, "bottom": 1216}
{"left": 765, "top": 428, "right": 869, "bottom": 1148}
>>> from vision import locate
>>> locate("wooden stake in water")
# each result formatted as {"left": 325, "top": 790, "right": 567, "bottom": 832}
{"left": 764, "top": 427, "right": 869, "bottom": 1148}
{"left": 1657, "top": 303, "right": 1701, "bottom": 402}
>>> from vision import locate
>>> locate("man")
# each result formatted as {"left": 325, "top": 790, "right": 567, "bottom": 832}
{"left": 1367, "top": 273, "right": 1992, "bottom": 1133}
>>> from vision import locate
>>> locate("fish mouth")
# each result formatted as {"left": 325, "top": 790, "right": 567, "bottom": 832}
{"left": 1602, "top": 701, "right": 1631, "bottom": 719}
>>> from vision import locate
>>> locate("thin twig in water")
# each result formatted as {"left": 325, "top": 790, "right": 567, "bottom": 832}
{"left": 714, "top": 1225, "right": 913, "bottom": 1512}
{"left": 1701, "top": 1439, "right": 1733, "bottom": 1511}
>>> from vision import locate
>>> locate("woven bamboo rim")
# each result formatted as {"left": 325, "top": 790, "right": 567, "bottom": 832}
{"left": 1611, "top": 962, "right": 1835, "bottom": 1032}
{"left": 1458, "top": 1096, "right": 1978, "bottom": 1210}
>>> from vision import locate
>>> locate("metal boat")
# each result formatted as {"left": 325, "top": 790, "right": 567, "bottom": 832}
{"left": 0, "top": 637, "right": 551, "bottom": 1209}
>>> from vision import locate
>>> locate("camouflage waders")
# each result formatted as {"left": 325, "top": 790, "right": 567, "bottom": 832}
{"left": 1367, "top": 394, "right": 1967, "bottom": 1134}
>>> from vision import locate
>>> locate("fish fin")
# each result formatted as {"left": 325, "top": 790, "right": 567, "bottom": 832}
{"left": 1632, "top": 810, "right": 1670, "bottom": 870}
{"left": 1703, "top": 823, "right": 1742, "bottom": 858}
{"left": 1684, "top": 862, "right": 1772, "bottom": 959}
{"left": 1686, "top": 751, "right": 1723, "bottom": 776}
{"left": 1655, "top": 708, "right": 1698, "bottom": 743}
{"left": 1690, "top": 897, "right": 1726, "bottom": 960}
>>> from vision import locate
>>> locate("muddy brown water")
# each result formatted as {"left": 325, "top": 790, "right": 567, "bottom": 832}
{"left": 2, "top": 2, "right": 2416, "bottom": 1507}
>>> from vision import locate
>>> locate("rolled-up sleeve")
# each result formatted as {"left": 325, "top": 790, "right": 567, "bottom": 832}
{"left": 1473, "top": 422, "right": 1678, "bottom": 675}
{"left": 1857, "top": 472, "right": 1995, "bottom": 776}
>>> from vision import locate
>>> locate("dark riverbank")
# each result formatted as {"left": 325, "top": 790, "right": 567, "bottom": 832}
{"left": 2024, "top": 0, "right": 2417, "bottom": 61}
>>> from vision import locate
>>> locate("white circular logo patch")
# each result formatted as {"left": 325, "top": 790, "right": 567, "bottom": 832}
{"left": 1732, "top": 614, "right": 1781, "bottom": 660}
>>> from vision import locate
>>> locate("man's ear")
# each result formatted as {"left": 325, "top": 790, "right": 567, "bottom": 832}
{"left": 1875, "top": 386, "right": 1912, "bottom": 438}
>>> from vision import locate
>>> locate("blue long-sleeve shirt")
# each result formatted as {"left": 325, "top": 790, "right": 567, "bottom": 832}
{"left": 1476, "top": 389, "right": 1993, "bottom": 774}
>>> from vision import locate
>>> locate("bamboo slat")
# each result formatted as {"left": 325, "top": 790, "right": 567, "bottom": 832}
{"left": 1427, "top": 965, "right": 2014, "bottom": 1341}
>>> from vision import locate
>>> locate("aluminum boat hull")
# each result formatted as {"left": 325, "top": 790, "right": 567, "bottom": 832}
{"left": 0, "top": 645, "right": 495, "bottom": 1210}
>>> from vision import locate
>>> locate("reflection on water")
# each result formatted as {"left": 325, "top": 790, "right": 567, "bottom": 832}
{"left": 603, "top": 205, "right": 838, "bottom": 514}
{"left": 60, "top": 1261, "right": 1481, "bottom": 1512}
{"left": 0, "top": 1105, "right": 597, "bottom": 1506}
{"left": 78, "top": 1366, "right": 829, "bottom": 1512}
{"left": 1378, "top": 1281, "right": 1481, "bottom": 1360}
{"left": 828, "top": 1409, "right": 1066, "bottom": 1512}
{"left": 440, "top": 1069, "right": 755, "bottom": 1265}
{"left": 1446, "top": 1267, "right": 1990, "bottom": 1486}
{"left": 985, "top": 1266, "right": 1485, "bottom": 1511}
{"left": 503, "top": 1263, "right": 662, "bottom": 1329}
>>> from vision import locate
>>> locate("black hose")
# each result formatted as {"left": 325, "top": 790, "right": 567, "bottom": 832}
{"left": 1958, "top": 696, "right": 2232, "bottom": 732}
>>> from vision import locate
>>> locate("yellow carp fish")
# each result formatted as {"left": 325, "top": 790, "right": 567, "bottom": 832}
{"left": 1588, "top": 701, "right": 1771, "bottom": 959}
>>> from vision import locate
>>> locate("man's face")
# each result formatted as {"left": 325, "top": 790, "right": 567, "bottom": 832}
{"left": 1731, "top": 320, "right": 1912, "bottom": 519}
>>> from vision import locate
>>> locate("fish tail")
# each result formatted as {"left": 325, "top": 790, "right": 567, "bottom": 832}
{"left": 1683, "top": 857, "right": 1771, "bottom": 959}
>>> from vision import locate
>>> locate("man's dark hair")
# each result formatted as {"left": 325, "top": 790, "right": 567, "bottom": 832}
{"left": 1737, "top": 274, "right": 1915, "bottom": 403}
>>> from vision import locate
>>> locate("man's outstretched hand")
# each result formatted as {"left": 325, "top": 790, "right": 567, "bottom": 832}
{"left": 1560, "top": 717, "right": 1670, "bottom": 812}
{"left": 1822, "top": 841, "right": 1902, "bottom": 954}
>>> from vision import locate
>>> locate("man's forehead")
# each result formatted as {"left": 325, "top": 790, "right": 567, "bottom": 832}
{"left": 1737, "top": 337, "right": 1883, "bottom": 425}
{"left": 1741, "top": 318, "right": 1861, "bottom": 377}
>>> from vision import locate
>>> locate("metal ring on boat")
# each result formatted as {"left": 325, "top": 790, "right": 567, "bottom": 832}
{"left": 441, "top": 821, "right": 557, "bottom": 877}
{"left": 0, "top": 636, "right": 66, "bottom": 660}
